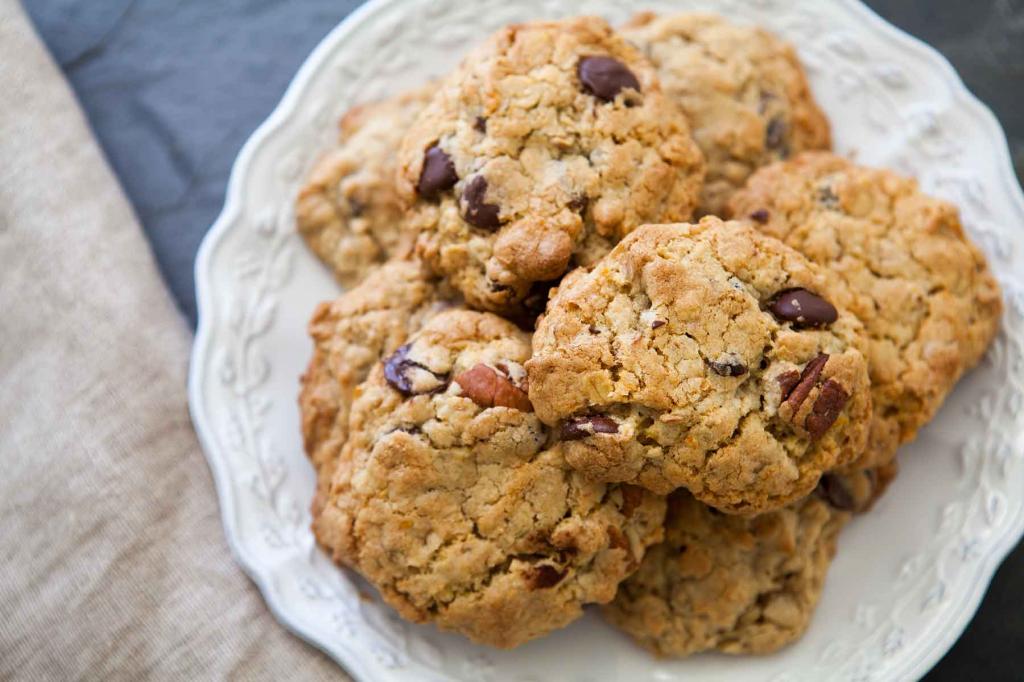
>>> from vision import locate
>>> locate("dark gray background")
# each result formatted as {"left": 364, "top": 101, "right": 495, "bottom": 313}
{"left": 22, "top": 0, "right": 1024, "bottom": 678}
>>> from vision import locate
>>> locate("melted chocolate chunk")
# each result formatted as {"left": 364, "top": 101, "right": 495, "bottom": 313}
{"left": 707, "top": 359, "right": 748, "bottom": 377}
{"left": 417, "top": 145, "right": 458, "bottom": 199}
{"left": 815, "top": 473, "right": 856, "bottom": 511}
{"left": 765, "top": 117, "right": 789, "bottom": 155}
{"left": 749, "top": 208, "right": 770, "bottom": 224}
{"left": 567, "top": 194, "right": 589, "bottom": 215}
{"left": 768, "top": 288, "right": 838, "bottom": 329}
{"left": 578, "top": 56, "right": 641, "bottom": 102}
{"left": 461, "top": 175, "right": 501, "bottom": 230}
{"left": 561, "top": 415, "right": 619, "bottom": 440}
{"left": 383, "top": 344, "right": 450, "bottom": 396}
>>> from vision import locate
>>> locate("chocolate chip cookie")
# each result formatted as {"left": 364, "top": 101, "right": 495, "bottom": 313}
{"left": 603, "top": 465, "right": 893, "bottom": 657}
{"left": 728, "top": 152, "right": 1003, "bottom": 468}
{"left": 397, "top": 17, "right": 705, "bottom": 314}
{"left": 296, "top": 87, "right": 428, "bottom": 284}
{"left": 314, "top": 309, "right": 666, "bottom": 648}
{"left": 527, "top": 217, "right": 872, "bottom": 512}
{"left": 300, "top": 258, "right": 454, "bottom": 517}
{"left": 622, "top": 12, "right": 830, "bottom": 217}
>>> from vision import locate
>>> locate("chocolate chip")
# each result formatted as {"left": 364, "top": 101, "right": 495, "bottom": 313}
{"left": 768, "top": 288, "right": 838, "bottom": 329}
{"left": 777, "top": 370, "right": 801, "bottom": 400}
{"left": 815, "top": 473, "right": 856, "bottom": 511}
{"left": 461, "top": 175, "right": 501, "bottom": 230}
{"left": 708, "top": 358, "right": 748, "bottom": 377}
{"left": 383, "top": 344, "right": 450, "bottom": 396}
{"left": 804, "top": 379, "right": 850, "bottom": 439}
{"left": 526, "top": 564, "right": 566, "bottom": 589}
{"left": 417, "top": 145, "right": 457, "bottom": 199}
{"left": 817, "top": 185, "right": 840, "bottom": 209}
{"left": 765, "top": 117, "right": 788, "bottom": 153}
{"left": 568, "top": 194, "right": 589, "bottom": 215}
{"left": 348, "top": 198, "right": 365, "bottom": 217}
{"left": 454, "top": 363, "right": 533, "bottom": 412}
{"left": 785, "top": 353, "right": 829, "bottom": 412}
{"left": 578, "top": 56, "right": 640, "bottom": 102}
{"left": 651, "top": 320, "right": 666, "bottom": 329}
{"left": 473, "top": 116, "right": 487, "bottom": 132}
{"left": 749, "top": 208, "right": 770, "bottom": 224}
{"left": 620, "top": 485, "right": 644, "bottom": 517}
{"left": 561, "top": 415, "right": 619, "bottom": 440}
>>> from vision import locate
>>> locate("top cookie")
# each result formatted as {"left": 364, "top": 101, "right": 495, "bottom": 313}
{"left": 397, "top": 17, "right": 705, "bottom": 314}
{"left": 527, "top": 217, "right": 872, "bottom": 512}
{"left": 314, "top": 309, "right": 665, "bottom": 648}
{"left": 296, "top": 88, "right": 428, "bottom": 284}
{"left": 728, "top": 152, "right": 1002, "bottom": 468}
{"left": 300, "top": 258, "right": 453, "bottom": 518}
{"left": 622, "top": 12, "right": 830, "bottom": 217}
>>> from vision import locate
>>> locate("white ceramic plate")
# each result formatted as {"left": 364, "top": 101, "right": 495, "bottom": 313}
{"left": 189, "top": 1, "right": 1024, "bottom": 679}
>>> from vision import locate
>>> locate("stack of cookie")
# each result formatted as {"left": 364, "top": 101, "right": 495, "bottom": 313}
{"left": 296, "top": 14, "right": 1003, "bottom": 654}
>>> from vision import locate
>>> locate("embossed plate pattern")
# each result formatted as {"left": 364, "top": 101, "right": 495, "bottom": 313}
{"left": 189, "top": 0, "right": 1024, "bottom": 679}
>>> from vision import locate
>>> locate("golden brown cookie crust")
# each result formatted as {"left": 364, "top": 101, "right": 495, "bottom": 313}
{"left": 397, "top": 17, "right": 705, "bottom": 314}
{"left": 528, "top": 217, "right": 872, "bottom": 512}
{"left": 728, "top": 152, "right": 1003, "bottom": 468}
{"left": 604, "top": 465, "right": 892, "bottom": 657}
{"left": 622, "top": 12, "right": 830, "bottom": 217}
{"left": 300, "top": 258, "right": 454, "bottom": 517}
{"left": 296, "top": 88, "right": 429, "bottom": 284}
{"left": 314, "top": 309, "right": 666, "bottom": 648}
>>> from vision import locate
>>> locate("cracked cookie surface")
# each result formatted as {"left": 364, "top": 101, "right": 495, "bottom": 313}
{"left": 602, "top": 465, "right": 892, "bottom": 657}
{"left": 728, "top": 152, "right": 1002, "bottom": 468}
{"left": 622, "top": 12, "right": 830, "bottom": 217}
{"left": 300, "top": 258, "right": 455, "bottom": 518}
{"left": 527, "top": 217, "right": 871, "bottom": 512}
{"left": 296, "top": 87, "right": 428, "bottom": 284}
{"left": 397, "top": 17, "right": 705, "bottom": 314}
{"left": 314, "top": 309, "right": 666, "bottom": 648}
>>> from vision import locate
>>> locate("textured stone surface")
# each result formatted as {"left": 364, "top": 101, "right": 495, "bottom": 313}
{"left": 21, "top": 0, "right": 1024, "bottom": 677}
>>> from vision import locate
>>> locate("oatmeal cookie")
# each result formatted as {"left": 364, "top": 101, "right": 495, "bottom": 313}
{"left": 603, "top": 465, "right": 894, "bottom": 657}
{"left": 728, "top": 152, "right": 1002, "bottom": 468}
{"left": 622, "top": 12, "right": 830, "bottom": 217}
{"left": 314, "top": 309, "right": 666, "bottom": 648}
{"left": 527, "top": 217, "right": 872, "bottom": 512}
{"left": 296, "top": 87, "right": 428, "bottom": 284}
{"left": 397, "top": 17, "right": 705, "bottom": 314}
{"left": 300, "top": 258, "right": 453, "bottom": 517}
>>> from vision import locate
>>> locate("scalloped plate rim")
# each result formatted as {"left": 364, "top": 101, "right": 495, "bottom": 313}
{"left": 187, "top": 0, "right": 1024, "bottom": 680}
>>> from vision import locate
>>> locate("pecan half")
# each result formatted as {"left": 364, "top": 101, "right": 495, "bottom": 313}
{"left": 454, "top": 363, "right": 532, "bottom": 412}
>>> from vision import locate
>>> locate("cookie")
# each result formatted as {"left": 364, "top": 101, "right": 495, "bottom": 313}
{"left": 728, "top": 152, "right": 1003, "bottom": 468}
{"left": 397, "top": 17, "right": 705, "bottom": 314}
{"left": 296, "top": 88, "right": 428, "bottom": 284}
{"left": 622, "top": 12, "right": 830, "bottom": 217}
{"left": 314, "top": 309, "right": 666, "bottom": 648}
{"left": 603, "top": 465, "right": 892, "bottom": 657}
{"left": 527, "top": 217, "right": 872, "bottom": 512}
{"left": 300, "top": 258, "right": 454, "bottom": 517}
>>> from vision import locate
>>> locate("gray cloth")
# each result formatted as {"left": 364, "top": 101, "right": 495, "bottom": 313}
{"left": 0, "top": 2, "right": 345, "bottom": 678}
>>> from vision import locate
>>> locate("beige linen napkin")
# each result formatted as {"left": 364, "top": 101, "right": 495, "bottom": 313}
{"left": 0, "top": 3, "right": 347, "bottom": 678}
